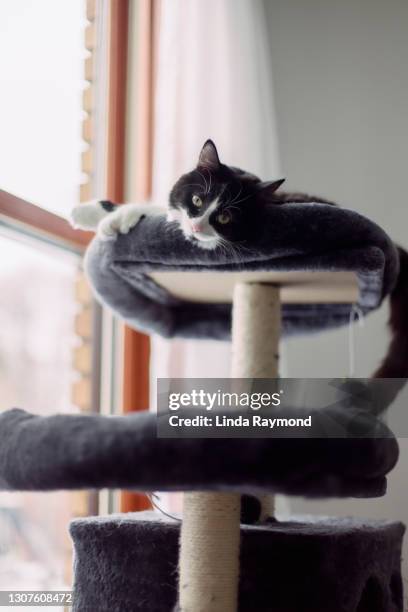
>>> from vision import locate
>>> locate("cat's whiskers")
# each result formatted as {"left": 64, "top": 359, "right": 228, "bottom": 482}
{"left": 203, "top": 167, "right": 212, "bottom": 193}
{"left": 183, "top": 183, "right": 206, "bottom": 190}
{"left": 215, "top": 241, "right": 228, "bottom": 258}
{"left": 222, "top": 203, "right": 240, "bottom": 214}
{"left": 197, "top": 170, "right": 209, "bottom": 195}
{"left": 229, "top": 183, "right": 243, "bottom": 206}
{"left": 233, "top": 244, "right": 251, "bottom": 262}
{"left": 220, "top": 242, "right": 236, "bottom": 262}
{"left": 231, "top": 194, "right": 252, "bottom": 206}
{"left": 217, "top": 237, "right": 246, "bottom": 266}
{"left": 220, "top": 236, "right": 253, "bottom": 265}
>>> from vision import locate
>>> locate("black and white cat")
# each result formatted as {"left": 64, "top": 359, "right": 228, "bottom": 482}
{"left": 71, "top": 139, "right": 408, "bottom": 382}
{"left": 71, "top": 139, "right": 334, "bottom": 249}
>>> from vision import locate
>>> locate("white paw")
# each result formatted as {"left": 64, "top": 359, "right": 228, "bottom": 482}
{"left": 97, "top": 204, "right": 146, "bottom": 241}
{"left": 70, "top": 199, "right": 106, "bottom": 230}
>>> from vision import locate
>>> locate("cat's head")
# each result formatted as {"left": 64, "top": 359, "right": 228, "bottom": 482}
{"left": 168, "top": 140, "right": 285, "bottom": 250}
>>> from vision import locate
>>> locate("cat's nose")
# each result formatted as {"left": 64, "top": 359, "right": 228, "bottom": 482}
{"left": 191, "top": 223, "right": 201, "bottom": 233}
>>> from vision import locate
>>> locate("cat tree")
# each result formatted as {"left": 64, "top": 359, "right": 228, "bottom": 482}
{"left": 0, "top": 202, "right": 404, "bottom": 611}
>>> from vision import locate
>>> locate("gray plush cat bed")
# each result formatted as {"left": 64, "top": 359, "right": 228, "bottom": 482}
{"left": 70, "top": 511, "right": 404, "bottom": 612}
{"left": 84, "top": 203, "right": 399, "bottom": 339}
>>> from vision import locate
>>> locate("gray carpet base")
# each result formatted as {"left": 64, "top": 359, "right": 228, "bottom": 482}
{"left": 70, "top": 511, "right": 405, "bottom": 612}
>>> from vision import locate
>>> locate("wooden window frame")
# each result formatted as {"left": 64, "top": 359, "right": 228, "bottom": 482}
{"left": 0, "top": 189, "right": 93, "bottom": 252}
{"left": 106, "top": 0, "right": 152, "bottom": 513}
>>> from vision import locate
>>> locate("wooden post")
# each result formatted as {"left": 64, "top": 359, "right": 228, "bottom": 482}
{"left": 178, "top": 283, "right": 281, "bottom": 611}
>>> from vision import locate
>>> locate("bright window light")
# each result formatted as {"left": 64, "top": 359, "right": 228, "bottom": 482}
{"left": 0, "top": 0, "right": 86, "bottom": 217}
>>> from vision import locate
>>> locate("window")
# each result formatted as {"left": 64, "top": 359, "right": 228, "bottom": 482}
{"left": 0, "top": 0, "right": 85, "bottom": 216}
{"left": 0, "top": 0, "right": 95, "bottom": 599}
{"left": 0, "top": 0, "right": 153, "bottom": 597}
{"left": 0, "top": 229, "right": 81, "bottom": 595}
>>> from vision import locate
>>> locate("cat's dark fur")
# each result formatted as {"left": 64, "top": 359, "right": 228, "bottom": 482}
{"left": 168, "top": 139, "right": 335, "bottom": 246}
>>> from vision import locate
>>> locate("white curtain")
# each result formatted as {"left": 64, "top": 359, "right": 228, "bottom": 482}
{"left": 150, "top": 0, "right": 282, "bottom": 387}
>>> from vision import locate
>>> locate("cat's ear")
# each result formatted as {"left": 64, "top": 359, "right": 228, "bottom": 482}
{"left": 198, "top": 139, "right": 221, "bottom": 171}
{"left": 256, "top": 178, "right": 286, "bottom": 199}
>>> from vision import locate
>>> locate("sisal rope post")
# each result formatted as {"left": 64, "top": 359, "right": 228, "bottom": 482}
{"left": 178, "top": 283, "right": 281, "bottom": 611}
{"left": 179, "top": 492, "right": 241, "bottom": 612}
{"left": 231, "top": 283, "right": 281, "bottom": 522}
{"left": 231, "top": 283, "right": 280, "bottom": 379}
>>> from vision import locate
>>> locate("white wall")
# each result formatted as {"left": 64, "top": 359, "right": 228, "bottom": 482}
{"left": 263, "top": 0, "right": 408, "bottom": 593}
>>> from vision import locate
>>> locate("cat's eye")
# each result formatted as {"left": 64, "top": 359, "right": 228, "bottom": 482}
{"left": 192, "top": 195, "right": 202, "bottom": 208}
{"left": 217, "top": 212, "right": 232, "bottom": 225}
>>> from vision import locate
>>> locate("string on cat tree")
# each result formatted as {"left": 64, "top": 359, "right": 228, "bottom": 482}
{"left": 348, "top": 303, "right": 365, "bottom": 377}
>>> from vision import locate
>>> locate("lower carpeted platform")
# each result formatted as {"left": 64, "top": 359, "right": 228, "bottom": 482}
{"left": 70, "top": 511, "right": 404, "bottom": 612}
